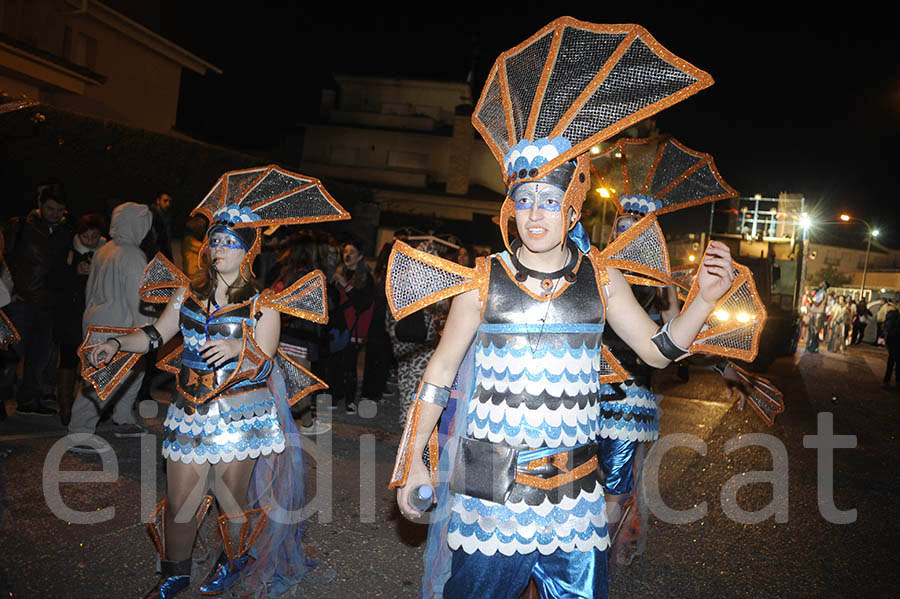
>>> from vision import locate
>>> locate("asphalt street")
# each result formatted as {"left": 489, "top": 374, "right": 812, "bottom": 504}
{"left": 1, "top": 343, "right": 897, "bottom": 598}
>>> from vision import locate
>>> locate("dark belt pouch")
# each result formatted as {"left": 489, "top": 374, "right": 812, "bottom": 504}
{"left": 449, "top": 437, "right": 519, "bottom": 504}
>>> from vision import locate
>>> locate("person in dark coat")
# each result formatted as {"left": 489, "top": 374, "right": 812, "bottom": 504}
{"left": 2, "top": 183, "right": 73, "bottom": 415}
{"left": 326, "top": 237, "right": 374, "bottom": 414}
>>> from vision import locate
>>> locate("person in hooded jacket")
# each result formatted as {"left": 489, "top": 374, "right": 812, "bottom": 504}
{"left": 55, "top": 213, "right": 107, "bottom": 425}
{"left": 66, "top": 203, "right": 154, "bottom": 451}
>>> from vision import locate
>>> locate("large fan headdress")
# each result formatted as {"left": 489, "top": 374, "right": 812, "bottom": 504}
{"left": 592, "top": 135, "right": 737, "bottom": 220}
{"left": 190, "top": 165, "right": 350, "bottom": 277}
{"left": 473, "top": 17, "right": 714, "bottom": 251}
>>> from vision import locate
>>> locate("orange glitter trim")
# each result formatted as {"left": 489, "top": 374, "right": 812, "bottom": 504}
{"left": 599, "top": 345, "right": 629, "bottom": 384}
{"left": 596, "top": 213, "right": 674, "bottom": 286}
{"left": 155, "top": 344, "right": 183, "bottom": 375}
{"left": 275, "top": 348, "right": 328, "bottom": 406}
{"left": 515, "top": 455, "right": 598, "bottom": 490}
{"left": 729, "top": 361, "right": 784, "bottom": 426}
{"left": 257, "top": 270, "right": 328, "bottom": 324}
{"left": 139, "top": 252, "right": 190, "bottom": 304}
{"left": 78, "top": 325, "right": 142, "bottom": 401}
{"left": 682, "top": 261, "right": 767, "bottom": 362}
{"left": 386, "top": 240, "right": 481, "bottom": 320}
{"left": 389, "top": 399, "right": 423, "bottom": 490}
{"left": 217, "top": 507, "right": 269, "bottom": 562}
{"left": 473, "top": 18, "right": 714, "bottom": 185}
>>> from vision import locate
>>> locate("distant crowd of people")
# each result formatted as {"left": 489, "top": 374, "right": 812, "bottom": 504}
{"left": 0, "top": 179, "right": 488, "bottom": 434}
{"left": 800, "top": 281, "right": 899, "bottom": 388}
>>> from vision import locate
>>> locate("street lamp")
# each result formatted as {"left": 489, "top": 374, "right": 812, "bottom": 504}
{"left": 839, "top": 214, "right": 879, "bottom": 298}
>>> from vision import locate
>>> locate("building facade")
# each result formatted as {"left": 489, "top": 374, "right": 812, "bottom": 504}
{"left": 299, "top": 75, "right": 508, "bottom": 251}
{"left": 0, "top": 0, "right": 219, "bottom": 134}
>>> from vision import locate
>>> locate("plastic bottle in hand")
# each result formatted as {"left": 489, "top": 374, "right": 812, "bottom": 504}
{"left": 409, "top": 485, "right": 434, "bottom": 513}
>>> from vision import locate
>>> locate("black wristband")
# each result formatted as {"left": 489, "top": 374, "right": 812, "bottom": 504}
{"left": 140, "top": 325, "right": 163, "bottom": 352}
{"left": 650, "top": 321, "right": 690, "bottom": 361}
{"left": 109, "top": 337, "right": 121, "bottom": 353}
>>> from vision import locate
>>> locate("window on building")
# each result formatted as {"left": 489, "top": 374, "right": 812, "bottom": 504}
{"left": 824, "top": 252, "right": 841, "bottom": 266}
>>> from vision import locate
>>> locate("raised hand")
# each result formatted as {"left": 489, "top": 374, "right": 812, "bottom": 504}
{"left": 697, "top": 241, "right": 735, "bottom": 305}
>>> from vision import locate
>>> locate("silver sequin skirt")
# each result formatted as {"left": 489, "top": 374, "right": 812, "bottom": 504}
{"left": 161, "top": 386, "right": 286, "bottom": 464}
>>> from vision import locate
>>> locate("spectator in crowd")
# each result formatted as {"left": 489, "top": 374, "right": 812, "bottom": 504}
{"left": 182, "top": 214, "right": 208, "bottom": 280}
{"left": 852, "top": 298, "right": 871, "bottom": 345}
{"left": 877, "top": 298, "right": 896, "bottom": 343}
{"left": 150, "top": 191, "right": 175, "bottom": 260}
{"left": 806, "top": 282, "right": 827, "bottom": 353}
{"left": 318, "top": 234, "right": 341, "bottom": 281}
{"left": 456, "top": 244, "right": 476, "bottom": 268}
{"left": 56, "top": 214, "right": 107, "bottom": 425}
{"left": 326, "top": 237, "right": 374, "bottom": 415}
{"left": 386, "top": 240, "right": 442, "bottom": 427}
{"left": 270, "top": 237, "right": 330, "bottom": 434}
{"left": 828, "top": 295, "right": 849, "bottom": 353}
{"left": 67, "top": 203, "right": 154, "bottom": 452}
{"left": 884, "top": 301, "right": 900, "bottom": 388}
{"left": 360, "top": 242, "right": 393, "bottom": 404}
{"left": 2, "top": 181, "right": 73, "bottom": 416}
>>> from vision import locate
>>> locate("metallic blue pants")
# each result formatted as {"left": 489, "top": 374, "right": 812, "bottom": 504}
{"left": 599, "top": 437, "right": 637, "bottom": 495}
{"left": 443, "top": 547, "right": 608, "bottom": 599}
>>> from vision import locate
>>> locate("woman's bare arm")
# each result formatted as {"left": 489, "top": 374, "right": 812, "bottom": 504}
{"left": 396, "top": 288, "right": 482, "bottom": 518}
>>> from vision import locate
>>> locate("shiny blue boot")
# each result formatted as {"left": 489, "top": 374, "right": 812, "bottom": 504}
{"left": 198, "top": 551, "right": 252, "bottom": 595}
{"left": 144, "top": 559, "right": 191, "bottom": 598}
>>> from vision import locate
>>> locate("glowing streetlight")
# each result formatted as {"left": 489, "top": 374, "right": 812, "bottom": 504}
{"left": 688, "top": 254, "right": 696, "bottom": 262}
{"left": 595, "top": 187, "right": 612, "bottom": 198}
{"left": 839, "top": 214, "right": 880, "bottom": 297}
{"left": 590, "top": 145, "right": 601, "bottom": 155}
{"left": 799, "top": 213, "right": 811, "bottom": 230}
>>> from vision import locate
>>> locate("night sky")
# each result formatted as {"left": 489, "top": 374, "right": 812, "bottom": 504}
{"left": 158, "top": 2, "right": 900, "bottom": 247}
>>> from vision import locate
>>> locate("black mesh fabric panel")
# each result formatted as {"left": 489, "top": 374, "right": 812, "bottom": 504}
{"left": 252, "top": 186, "right": 342, "bottom": 221}
{"left": 649, "top": 142, "right": 701, "bottom": 197}
{"left": 534, "top": 28, "right": 626, "bottom": 140}
{"left": 241, "top": 169, "right": 312, "bottom": 208}
{"left": 563, "top": 36, "right": 696, "bottom": 145}
{"left": 658, "top": 164, "right": 727, "bottom": 208}
{"left": 476, "top": 72, "right": 510, "bottom": 155}
{"left": 504, "top": 31, "right": 554, "bottom": 141}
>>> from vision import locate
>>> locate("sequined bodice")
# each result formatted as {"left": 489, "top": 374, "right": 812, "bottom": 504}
{"left": 468, "top": 253, "right": 608, "bottom": 449}
{"left": 177, "top": 294, "right": 259, "bottom": 400}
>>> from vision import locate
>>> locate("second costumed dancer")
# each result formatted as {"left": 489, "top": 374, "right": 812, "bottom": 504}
{"left": 385, "top": 17, "right": 767, "bottom": 599}
{"left": 80, "top": 166, "right": 349, "bottom": 598}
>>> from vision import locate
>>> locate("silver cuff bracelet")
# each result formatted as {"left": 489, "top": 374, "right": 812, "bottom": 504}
{"left": 417, "top": 381, "right": 451, "bottom": 408}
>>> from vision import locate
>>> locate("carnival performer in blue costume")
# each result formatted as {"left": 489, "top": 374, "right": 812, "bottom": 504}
{"left": 589, "top": 136, "right": 742, "bottom": 562}
{"left": 81, "top": 166, "right": 349, "bottom": 598}
{"left": 383, "top": 18, "right": 765, "bottom": 599}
